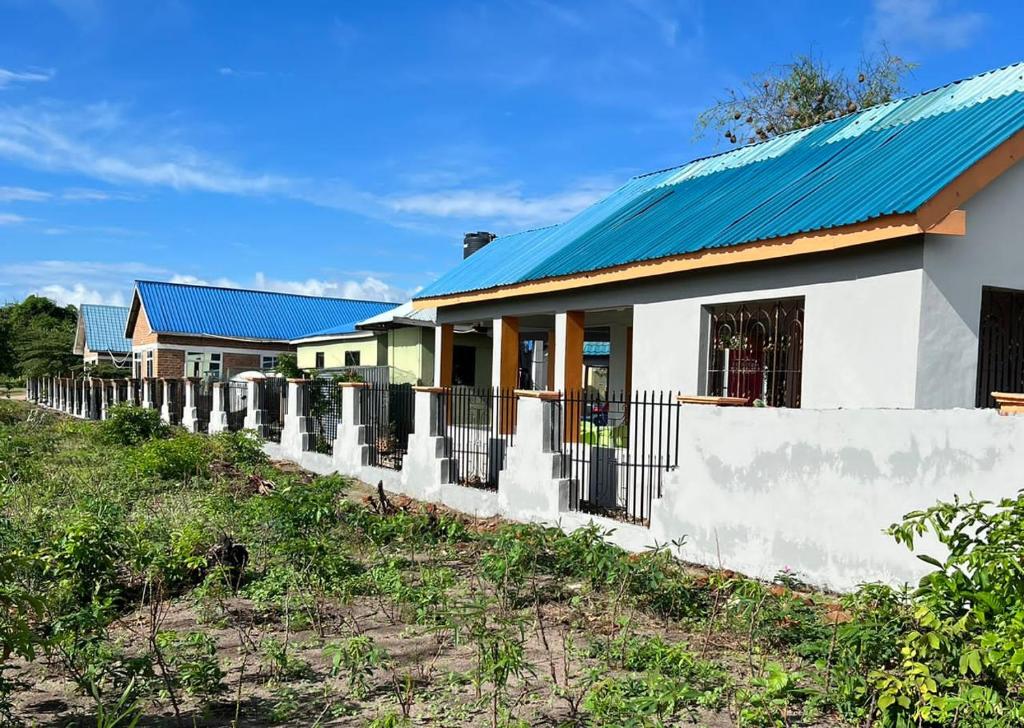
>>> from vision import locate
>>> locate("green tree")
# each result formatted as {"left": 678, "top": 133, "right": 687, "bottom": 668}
{"left": 696, "top": 50, "right": 914, "bottom": 145}
{"left": 0, "top": 295, "right": 78, "bottom": 377}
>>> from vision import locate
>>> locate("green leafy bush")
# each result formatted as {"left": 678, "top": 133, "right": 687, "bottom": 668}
{"left": 128, "top": 432, "right": 213, "bottom": 479}
{"left": 210, "top": 429, "right": 268, "bottom": 468}
{"left": 102, "top": 403, "right": 165, "bottom": 446}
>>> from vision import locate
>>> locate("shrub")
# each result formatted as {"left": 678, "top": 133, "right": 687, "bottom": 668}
{"left": 128, "top": 432, "right": 213, "bottom": 479}
{"left": 210, "top": 429, "right": 268, "bottom": 468}
{"left": 102, "top": 403, "right": 165, "bottom": 446}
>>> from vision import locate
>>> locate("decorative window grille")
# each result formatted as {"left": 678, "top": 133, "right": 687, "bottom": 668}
{"left": 705, "top": 297, "right": 804, "bottom": 408}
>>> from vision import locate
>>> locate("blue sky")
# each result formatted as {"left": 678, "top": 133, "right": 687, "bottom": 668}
{"left": 0, "top": 0, "right": 1020, "bottom": 308}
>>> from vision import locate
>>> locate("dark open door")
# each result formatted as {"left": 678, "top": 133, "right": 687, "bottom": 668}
{"left": 976, "top": 287, "right": 1024, "bottom": 408}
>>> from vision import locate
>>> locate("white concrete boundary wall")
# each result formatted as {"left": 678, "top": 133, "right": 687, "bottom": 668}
{"left": 33, "top": 381, "right": 1020, "bottom": 591}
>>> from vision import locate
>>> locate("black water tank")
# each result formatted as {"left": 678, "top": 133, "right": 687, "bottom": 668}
{"left": 463, "top": 231, "right": 496, "bottom": 259}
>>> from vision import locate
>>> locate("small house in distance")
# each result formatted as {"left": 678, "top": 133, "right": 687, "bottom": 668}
{"left": 123, "top": 280, "right": 397, "bottom": 379}
{"left": 73, "top": 304, "right": 132, "bottom": 368}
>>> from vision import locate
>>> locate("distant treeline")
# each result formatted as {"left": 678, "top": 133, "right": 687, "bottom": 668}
{"left": 0, "top": 295, "right": 78, "bottom": 378}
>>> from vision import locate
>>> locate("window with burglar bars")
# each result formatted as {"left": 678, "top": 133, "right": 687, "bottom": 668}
{"left": 302, "top": 379, "right": 344, "bottom": 454}
{"left": 976, "top": 287, "right": 1024, "bottom": 408}
{"left": 226, "top": 382, "right": 248, "bottom": 431}
{"left": 558, "top": 389, "right": 682, "bottom": 527}
{"left": 437, "top": 387, "right": 517, "bottom": 490}
{"left": 361, "top": 383, "right": 415, "bottom": 470}
{"left": 194, "top": 380, "right": 213, "bottom": 433}
{"left": 705, "top": 297, "right": 804, "bottom": 407}
{"left": 261, "top": 378, "right": 287, "bottom": 443}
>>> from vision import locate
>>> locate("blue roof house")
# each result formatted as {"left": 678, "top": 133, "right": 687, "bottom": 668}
{"left": 414, "top": 62, "right": 1024, "bottom": 410}
{"left": 123, "top": 280, "right": 397, "bottom": 380}
{"left": 74, "top": 304, "right": 133, "bottom": 367}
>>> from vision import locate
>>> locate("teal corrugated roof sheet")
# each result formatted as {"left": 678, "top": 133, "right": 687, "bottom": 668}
{"left": 81, "top": 304, "right": 131, "bottom": 353}
{"left": 417, "top": 62, "right": 1024, "bottom": 299}
{"left": 135, "top": 281, "right": 399, "bottom": 341}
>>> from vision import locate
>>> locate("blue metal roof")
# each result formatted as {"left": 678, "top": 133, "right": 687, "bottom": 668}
{"left": 417, "top": 62, "right": 1024, "bottom": 300}
{"left": 583, "top": 341, "right": 610, "bottom": 357}
{"left": 80, "top": 304, "right": 132, "bottom": 353}
{"left": 134, "top": 280, "right": 399, "bottom": 341}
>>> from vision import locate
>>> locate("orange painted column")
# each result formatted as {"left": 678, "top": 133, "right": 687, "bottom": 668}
{"left": 498, "top": 316, "right": 519, "bottom": 433}
{"left": 562, "top": 310, "right": 585, "bottom": 442}
{"left": 437, "top": 324, "right": 454, "bottom": 387}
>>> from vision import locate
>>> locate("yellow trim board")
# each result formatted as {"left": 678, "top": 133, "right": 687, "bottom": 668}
{"left": 413, "top": 210, "right": 965, "bottom": 309}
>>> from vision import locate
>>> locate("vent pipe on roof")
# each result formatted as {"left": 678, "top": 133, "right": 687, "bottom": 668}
{"left": 463, "top": 231, "right": 496, "bottom": 259}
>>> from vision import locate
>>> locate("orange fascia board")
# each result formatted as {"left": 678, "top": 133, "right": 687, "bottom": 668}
{"left": 413, "top": 211, "right": 963, "bottom": 309}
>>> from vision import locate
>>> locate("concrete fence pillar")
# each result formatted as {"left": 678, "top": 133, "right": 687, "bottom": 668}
{"left": 333, "top": 382, "right": 370, "bottom": 471}
{"left": 243, "top": 379, "right": 267, "bottom": 437}
{"left": 159, "top": 379, "right": 172, "bottom": 424}
{"left": 209, "top": 382, "right": 230, "bottom": 434}
{"left": 142, "top": 378, "right": 154, "bottom": 409}
{"left": 85, "top": 379, "right": 95, "bottom": 420}
{"left": 110, "top": 379, "right": 121, "bottom": 407}
{"left": 499, "top": 391, "right": 570, "bottom": 522}
{"left": 99, "top": 379, "right": 110, "bottom": 420}
{"left": 181, "top": 378, "right": 200, "bottom": 433}
{"left": 396, "top": 388, "right": 449, "bottom": 502}
{"left": 281, "top": 379, "right": 313, "bottom": 454}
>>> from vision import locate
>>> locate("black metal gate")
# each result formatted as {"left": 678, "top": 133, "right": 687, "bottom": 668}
{"left": 361, "top": 383, "right": 415, "bottom": 470}
{"left": 150, "top": 379, "right": 164, "bottom": 412}
{"left": 438, "top": 387, "right": 517, "bottom": 490}
{"left": 303, "top": 379, "right": 343, "bottom": 454}
{"left": 976, "top": 287, "right": 1024, "bottom": 408}
{"left": 165, "top": 379, "right": 185, "bottom": 426}
{"left": 559, "top": 389, "right": 681, "bottom": 527}
{"left": 194, "top": 380, "right": 213, "bottom": 433}
{"left": 226, "top": 381, "right": 248, "bottom": 431}
{"left": 262, "top": 378, "right": 286, "bottom": 443}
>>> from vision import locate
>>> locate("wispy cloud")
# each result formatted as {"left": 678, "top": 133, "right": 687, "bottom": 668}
{"left": 169, "top": 272, "right": 408, "bottom": 303}
{"left": 0, "top": 102, "right": 288, "bottom": 194}
{"left": 0, "top": 212, "right": 29, "bottom": 225}
{"left": 386, "top": 180, "right": 613, "bottom": 228}
{"left": 0, "top": 260, "right": 168, "bottom": 307}
{"left": 0, "top": 186, "right": 50, "bottom": 202}
{"left": 0, "top": 68, "right": 54, "bottom": 89}
{"left": 869, "top": 0, "right": 986, "bottom": 51}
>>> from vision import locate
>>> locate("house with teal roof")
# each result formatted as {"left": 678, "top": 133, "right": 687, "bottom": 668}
{"left": 73, "top": 304, "right": 132, "bottom": 368}
{"left": 413, "top": 62, "right": 1024, "bottom": 410}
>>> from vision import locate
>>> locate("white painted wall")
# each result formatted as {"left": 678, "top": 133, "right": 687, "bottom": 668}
{"left": 632, "top": 265, "right": 924, "bottom": 408}
{"left": 655, "top": 405, "right": 1024, "bottom": 590}
{"left": 917, "top": 161, "right": 1024, "bottom": 408}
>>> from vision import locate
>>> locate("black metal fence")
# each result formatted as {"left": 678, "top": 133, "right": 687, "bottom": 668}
{"left": 226, "top": 382, "right": 248, "bottom": 432}
{"left": 303, "top": 379, "right": 344, "bottom": 454}
{"left": 89, "top": 382, "right": 102, "bottom": 420}
{"left": 361, "top": 383, "right": 415, "bottom": 470}
{"left": 438, "top": 387, "right": 517, "bottom": 490}
{"left": 130, "top": 379, "right": 142, "bottom": 406}
{"left": 149, "top": 379, "right": 164, "bottom": 412}
{"left": 558, "top": 389, "right": 682, "bottom": 527}
{"left": 260, "top": 378, "right": 287, "bottom": 443}
{"left": 194, "top": 380, "right": 213, "bottom": 433}
{"left": 165, "top": 379, "right": 185, "bottom": 426}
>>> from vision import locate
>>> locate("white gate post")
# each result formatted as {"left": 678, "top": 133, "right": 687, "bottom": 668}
{"left": 281, "top": 379, "right": 312, "bottom": 455}
{"left": 159, "top": 379, "right": 172, "bottom": 423}
{"left": 142, "top": 378, "right": 154, "bottom": 409}
{"left": 181, "top": 378, "right": 200, "bottom": 432}
{"left": 333, "top": 382, "right": 370, "bottom": 471}
{"left": 100, "top": 379, "right": 110, "bottom": 420}
{"left": 209, "top": 382, "right": 230, "bottom": 434}
{"left": 243, "top": 378, "right": 267, "bottom": 437}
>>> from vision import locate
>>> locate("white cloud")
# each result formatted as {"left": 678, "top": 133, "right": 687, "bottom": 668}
{"left": 0, "top": 259, "right": 166, "bottom": 307}
{"left": 169, "top": 272, "right": 407, "bottom": 303}
{"left": 0, "top": 102, "right": 288, "bottom": 195}
{"left": 0, "top": 68, "right": 54, "bottom": 89}
{"left": 0, "top": 186, "right": 50, "bottom": 202}
{"left": 0, "top": 212, "right": 28, "bottom": 225}
{"left": 35, "top": 283, "right": 125, "bottom": 307}
{"left": 387, "top": 182, "right": 612, "bottom": 228}
{"left": 869, "top": 0, "right": 986, "bottom": 50}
